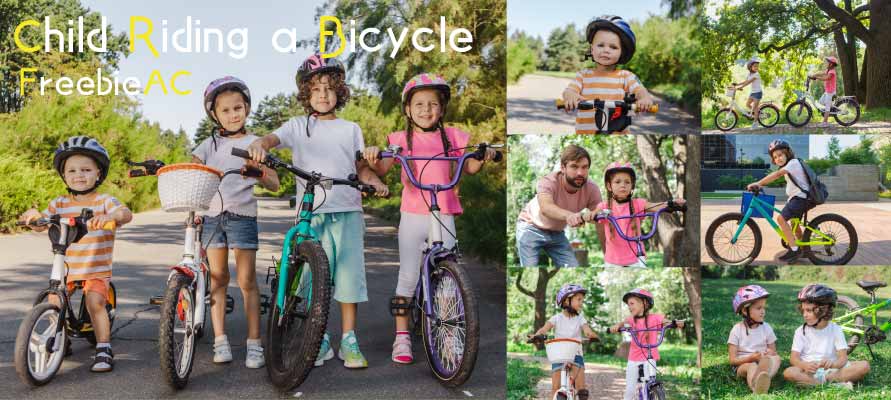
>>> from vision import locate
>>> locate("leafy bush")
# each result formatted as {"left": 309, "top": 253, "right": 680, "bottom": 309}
{"left": 508, "top": 37, "right": 539, "bottom": 83}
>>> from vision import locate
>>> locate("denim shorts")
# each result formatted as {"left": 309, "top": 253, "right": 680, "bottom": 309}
{"left": 515, "top": 221, "right": 578, "bottom": 267}
{"left": 781, "top": 196, "right": 815, "bottom": 220}
{"left": 551, "top": 355, "right": 584, "bottom": 371}
{"left": 749, "top": 91, "right": 763, "bottom": 100}
{"left": 201, "top": 212, "right": 259, "bottom": 250}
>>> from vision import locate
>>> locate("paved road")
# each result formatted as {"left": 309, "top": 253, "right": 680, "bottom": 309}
{"left": 702, "top": 120, "right": 891, "bottom": 135}
{"left": 507, "top": 74, "right": 699, "bottom": 135}
{"left": 0, "top": 199, "right": 505, "bottom": 399}
{"left": 700, "top": 199, "right": 891, "bottom": 265}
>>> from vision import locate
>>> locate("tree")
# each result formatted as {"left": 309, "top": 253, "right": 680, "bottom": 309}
{"left": 636, "top": 135, "right": 687, "bottom": 267}
{"left": 513, "top": 267, "right": 561, "bottom": 350}
{"left": 828, "top": 136, "right": 842, "bottom": 161}
{"left": 541, "top": 25, "right": 587, "bottom": 72}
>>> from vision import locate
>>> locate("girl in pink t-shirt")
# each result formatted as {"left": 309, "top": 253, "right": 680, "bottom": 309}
{"left": 609, "top": 289, "right": 684, "bottom": 400}
{"left": 809, "top": 56, "right": 839, "bottom": 127}
{"left": 586, "top": 162, "right": 685, "bottom": 268}
{"left": 362, "top": 73, "right": 497, "bottom": 364}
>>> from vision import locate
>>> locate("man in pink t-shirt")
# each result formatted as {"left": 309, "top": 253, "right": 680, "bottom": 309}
{"left": 516, "top": 145, "right": 604, "bottom": 267}
{"left": 809, "top": 56, "right": 838, "bottom": 126}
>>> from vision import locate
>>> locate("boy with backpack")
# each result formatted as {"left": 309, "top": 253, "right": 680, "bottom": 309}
{"left": 746, "top": 139, "right": 828, "bottom": 262}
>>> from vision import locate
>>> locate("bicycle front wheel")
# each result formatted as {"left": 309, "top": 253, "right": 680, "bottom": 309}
{"left": 833, "top": 98, "right": 860, "bottom": 126}
{"left": 15, "top": 303, "right": 66, "bottom": 387}
{"left": 785, "top": 101, "right": 812, "bottom": 127}
{"left": 648, "top": 380, "right": 666, "bottom": 400}
{"left": 803, "top": 213, "right": 858, "bottom": 265}
{"left": 265, "top": 240, "right": 331, "bottom": 390}
{"left": 705, "top": 213, "right": 762, "bottom": 266}
{"left": 421, "top": 260, "right": 479, "bottom": 387}
{"left": 159, "top": 274, "right": 197, "bottom": 389}
{"left": 836, "top": 296, "right": 865, "bottom": 354}
{"left": 714, "top": 108, "right": 738, "bottom": 131}
{"left": 758, "top": 104, "right": 780, "bottom": 128}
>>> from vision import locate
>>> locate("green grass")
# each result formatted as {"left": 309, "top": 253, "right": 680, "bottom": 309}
{"left": 860, "top": 107, "right": 891, "bottom": 123}
{"left": 879, "top": 190, "right": 891, "bottom": 200}
{"left": 508, "top": 343, "right": 700, "bottom": 399}
{"left": 702, "top": 278, "right": 891, "bottom": 399}
{"left": 702, "top": 192, "right": 744, "bottom": 199}
{"left": 508, "top": 358, "right": 548, "bottom": 400}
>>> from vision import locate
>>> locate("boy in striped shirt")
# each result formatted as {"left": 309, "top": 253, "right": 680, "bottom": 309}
{"left": 20, "top": 136, "right": 132, "bottom": 372}
{"left": 562, "top": 16, "right": 655, "bottom": 134}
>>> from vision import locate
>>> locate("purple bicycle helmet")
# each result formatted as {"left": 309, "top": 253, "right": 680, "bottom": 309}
{"left": 622, "top": 288, "right": 654, "bottom": 309}
{"left": 733, "top": 285, "right": 770, "bottom": 314}
{"left": 53, "top": 136, "right": 111, "bottom": 190}
{"left": 556, "top": 283, "right": 587, "bottom": 308}
{"left": 585, "top": 15, "right": 636, "bottom": 65}
{"left": 203, "top": 76, "right": 252, "bottom": 124}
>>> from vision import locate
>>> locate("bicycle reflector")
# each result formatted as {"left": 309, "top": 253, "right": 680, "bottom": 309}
{"left": 741, "top": 192, "right": 776, "bottom": 219}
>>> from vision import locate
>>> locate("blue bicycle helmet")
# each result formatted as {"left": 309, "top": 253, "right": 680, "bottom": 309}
{"left": 585, "top": 15, "right": 636, "bottom": 65}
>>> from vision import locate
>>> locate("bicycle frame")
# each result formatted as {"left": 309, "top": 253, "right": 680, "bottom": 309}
{"left": 163, "top": 210, "right": 208, "bottom": 333}
{"left": 619, "top": 322, "right": 677, "bottom": 400}
{"left": 724, "top": 89, "right": 761, "bottom": 118}
{"left": 731, "top": 192, "right": 835, "bottom": 247}
{"left": 274, "top": 187, "right": 319, "bottom": 313}
{"left": 835, "top": 298, "right": 891, "bottom": 338}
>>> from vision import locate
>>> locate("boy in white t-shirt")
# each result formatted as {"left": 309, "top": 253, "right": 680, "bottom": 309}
{"left": 728, "top": 285, "right": 780, "bottom": 394}
{"left": 530, "top": 284, "right": 599, "bottom": 400}
{"left": 746, "top": 139, "right": 815, "bottom": 263}
{"left": 783, "top": 284, "right": 870, "bottom": 389}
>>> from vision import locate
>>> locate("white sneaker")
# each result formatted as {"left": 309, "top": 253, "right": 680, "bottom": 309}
{"left": 213, "top": 336, "right": 233, "bottom": 363}
{"left": 245, "top": 339, "right": 265, "bottom": 369}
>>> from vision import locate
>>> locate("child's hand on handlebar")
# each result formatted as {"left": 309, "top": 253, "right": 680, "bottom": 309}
{"left": 562, "top": 89, "right": 582, "bottom": 112}
{"left": 19, "top": 209, "right": 42, "bottom": 226}
{"left": 371, "top": 183, "right": 389, "bottom": 197}
{"left": 88, "top": 214, "right": 115, "bottom": 231}
{"left": 480, "top": 147, "right": 498, "bottom": 162}
{"left": 246, "top": 140, "right": 268, "bottom": 163}
{"left": 362, "top": 146, "right": 382, "bottom": 163}
{"left": 746, "top": 183, "right": 761, "bottom": 191}
{"left": 636, "top": 92, "right": 655, "bottom": 112}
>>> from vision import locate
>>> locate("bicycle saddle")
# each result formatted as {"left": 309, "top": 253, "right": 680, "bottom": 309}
{"left": 857, "top": 280, "right": 887, "bottom": 291}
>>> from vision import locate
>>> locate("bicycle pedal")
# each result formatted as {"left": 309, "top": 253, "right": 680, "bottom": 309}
{"left": 259, "top": 294, "right": 270, "bottom": 315}
{"left": 225, "top": 295, "right": 235, "bottom": 314}
{"left": 266, "top": 257, "right": 278, "bottom": 284}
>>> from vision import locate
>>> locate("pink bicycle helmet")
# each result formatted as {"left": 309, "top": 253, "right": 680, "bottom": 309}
{"left": 824, "top": 56, "right": 838, "bottom": 67}
{"left": 732, "top": 285, "right": 770, "bottom": 314}
{"left": 296, "top": 53, "right": 346, "bottom": 85}
{"left": 556, "top": 283, "right": 587, "bottom": 308}
{"left": 622, "top": 288, "right": 654, "bottom": 309}
{"left": 401, "top": 73, "right": 451, "bottom": 111}
{"left": 604, "top": 161, "right": 636, "bottom": 185}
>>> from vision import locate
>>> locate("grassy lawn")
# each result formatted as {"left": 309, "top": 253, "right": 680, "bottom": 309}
{"left": 702, "top": 278, "right": 891, "bottom": 399}
{"left": 702, "top": 192, "right": 744, "bottom": 199}
{"left": 508, "top": 358, "right": 548, "bottom": 400}
{"left": 508, "top": 342, "right": 700, "bottom": 399}
{"left": 860, "top": 107, "right": 891, "bottom": 123}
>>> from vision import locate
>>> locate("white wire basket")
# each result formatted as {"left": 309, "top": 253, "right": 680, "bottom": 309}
{"left": 156, "top": 163, "right": 222, "bottom": 212}
{"left": 545, "top": 338, "right": 582, "bottom": 364}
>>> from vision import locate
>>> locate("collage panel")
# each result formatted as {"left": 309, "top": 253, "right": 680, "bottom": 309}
{"left": 702, "top": 266, "right": 891, "bottom": 399}
{"left": 507, "top": 266, "right": 702, "bottom": 400}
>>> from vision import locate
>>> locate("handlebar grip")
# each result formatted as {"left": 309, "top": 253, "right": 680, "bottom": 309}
{"left": 359, "top": 185, "right": 376, "bottom": 195}
{"left": 355, "top": 150, "right": 363, "bottom": 162}
{"left": 129, "top": 169, "right": 146, "bottom": 178}
{"left": 101, "top": 221, "right": 117, "bottom": 230}
{"left": 555, "top": 99, "right": 566, "bottom": 110}
{"left": 241, "top": 166, "right": 264, "bottom": 178}
{"left": 231, "top": 148, "right": 251, "bottom": 160}
{"left": 635, "top": 104, "right": 659, "bottom": 113}
{"left": 493, "top": 151, "right": 503, "bottom": 162}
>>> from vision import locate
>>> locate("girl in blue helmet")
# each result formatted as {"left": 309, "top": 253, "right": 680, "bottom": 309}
{"left": 530, "top": 283, "right": 599, "bottom": 400}
{"left": 561, "top": 15, "right": 655, "bottom": 134}
{"left": 193, "top": 76, "right": 280, "bottom": 369}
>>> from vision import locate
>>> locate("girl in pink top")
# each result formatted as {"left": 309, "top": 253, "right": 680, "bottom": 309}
{"left": 809, "top": 56, "right": 838, "bottom": 126}
{"left": 609, "top": 289, "right": 684, "bottom": 400}
{"left": 363, "top": 73, "right": 497, "bottom": 364}
{"left": 586, "top": 162, "right": 685, "bottom": 268}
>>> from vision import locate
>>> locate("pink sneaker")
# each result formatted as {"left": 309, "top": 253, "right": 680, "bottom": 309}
{"left": 391, "top": 334, "right": 413, "bottom": 364}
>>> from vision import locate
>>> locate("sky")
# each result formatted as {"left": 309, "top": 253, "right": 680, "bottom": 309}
{"left": 810, "top": 135, "right": 862, "bottom": 158}
{"left": 507, "top": 0, "right": 667, "bottom": 40}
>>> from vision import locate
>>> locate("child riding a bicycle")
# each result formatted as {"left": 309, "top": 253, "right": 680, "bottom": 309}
{"left": 192, "top": 76, "right": 280, "bottom": 369}
{"left": 584, "top": 162, "right": 685, "bottom": 268}
{"left": 808, "top": 56, "right": 838, "bottom": 128}
{"left": 361, "top": 73, "right": 497, "bottom": 365}
{"left": 530, "top": 284, "right": 599, "bottom": 400}
{"left": 561, "top": 15, "right": 654, "bottom": 134}
{"left": 728, "top": 285, "right": 780, "bottom": 394}
{"left": 19, "top": 136, "right": 133, "bottom": 373}
{"left": 746, "top": 139, "right": 816, "bottom": 263}
{"left": 247, "top": 53, "right": 387, "bottom": 369}
{"left": 733, "top": 58, "right": 763, "bottom": 129}
{"left": 608, "top": 288, "right": 684, "bottom": 400}
{"left": 783, "top": 284, "right": 870, "bottom": 389}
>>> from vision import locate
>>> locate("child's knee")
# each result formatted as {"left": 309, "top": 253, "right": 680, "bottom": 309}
{"left": 782, "top": 367, "right": 798, "bottom": 380}
{"left": 238, "top": 276, "right": 258, "bottom": 292}
{"left": 855, "top": 360, "right": 870, "bottom": 375}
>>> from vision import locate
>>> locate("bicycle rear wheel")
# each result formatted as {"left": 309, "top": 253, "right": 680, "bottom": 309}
{"left": 15, "top": 303, "right": 66, "bottom": 387}
{"left": 836, "top": 296, "right": 865, "bottom": 354}
{"left": 265, "top": 240, "right": 331, "bottom": 390}
{"left": 803, "top": 213, "right": 858, "bottom": 265}
{"left": 159, "top": 274, "right": 197, "bottom": 389}
{"left": 833, "top": 98, "right": 860, "bottom": 126}
{"left": 714, "top": 108, "right": 737, "bottom": 131}
{"left": 758, "top": 104, "right": 780, "bottom": 128}
{"left": 421, "top": 260, "right": 479, "bottom": 387}
{"left": 705, "top": 213, "right": 762, "bottom": 266}
{"left": 785, "top": 101, "right": 812, "bottom": 127}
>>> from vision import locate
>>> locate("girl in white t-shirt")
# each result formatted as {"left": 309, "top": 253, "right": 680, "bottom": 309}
{"left": 734, "top": 58, "right": 763, "bottom": 128}
{"left": 530, "top": 284, "right": 600, "bottom": 400}
{"left": 728, "top": 285, "right": 780, "bottom": 394}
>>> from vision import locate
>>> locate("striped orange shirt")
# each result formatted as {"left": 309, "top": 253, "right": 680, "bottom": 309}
{"left": 567, "top": 68, "right": 642, "bottom": 134}
{"left": 42, "top": 193, "right": 127, "bottom": 281}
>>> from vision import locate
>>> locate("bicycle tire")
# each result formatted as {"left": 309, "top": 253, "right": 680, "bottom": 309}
{"left": 15, "top": 303, "right": 66, "bottom": 387}
{"left": 265, "top": 240, "right": 331, "bottom": 390}
{"left": 833, "top": 98, "right": 861, "bottom": 126}
{"left": 758, "top": 104, "right": 780, "bottom": 128}
{"left": 159, "top": 274, "right": 197, "bottom": 389}
{"left": 648, "top": 381, "right": 666, "bottom": 400}
{"left": 836, "top": 296, "right": 865, "bottom": 354}
{"left": 803, "top": 213, "right": 858, "bottom": 265}
{"left": 714, "top": 108, "right": 738, "bottom": 131}
{"left": 705, "top": 213, "right": 762, "bottom": 266}
{"left": 84, "top": 282, "right": 117, "bottom": 346}
{"left": 785, "top": 101, "right": 812, "bottom": 127}
{"left": 421, "top": 259, "right": 479, "bottom": 387}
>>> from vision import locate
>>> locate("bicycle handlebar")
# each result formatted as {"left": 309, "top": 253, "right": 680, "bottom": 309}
{"left": 555, "top": 98, "right": 659, "bottom": 113}
{"left": 16, "top": 212, "right": 116, "bottom": 231}
{"left": 583, "top": 202, "right": 686, "bottom": 241}
{"left": 616, "top": 319, "right": 684, "bottom": 349}
{"left": 366, "top": 143, "right": 502, "bottom": 193}
{"left": 231, "top": 148, "right": 376, "bottom": 195}
{"left": 526, "top": 334, "right": 597, "bottom": 344}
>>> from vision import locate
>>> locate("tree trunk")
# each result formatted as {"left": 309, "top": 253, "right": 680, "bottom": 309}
{"left": 866, "top": 2, "right": 891, "bottom": 108}
{"left": 516, "top": 268, "right": 560, "bottom": 351}
{"left": 681, "top": 267, "right": 703, "bottom": 368}
{"left": 859, "top": 49, "right": 869, "bottom": 102}
{"left": 636, "top": 135, "right": 685, "bottom": 267}
{"left": 833, "top": 29, "right": 859, "bottom": 100}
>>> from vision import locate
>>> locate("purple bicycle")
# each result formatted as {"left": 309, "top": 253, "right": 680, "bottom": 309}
{"left": 616, "top": 319, "right": 684, "bottom": 400}
{"left": 374, "top": 142, "right": 502, "bottom": 387}
{"left": 587, "top": 202, "right": 686, "bottom": 268}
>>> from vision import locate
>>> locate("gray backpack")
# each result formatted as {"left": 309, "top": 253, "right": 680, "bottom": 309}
{"left": 787, "top": 158, "right": 828, "bottom": 205}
